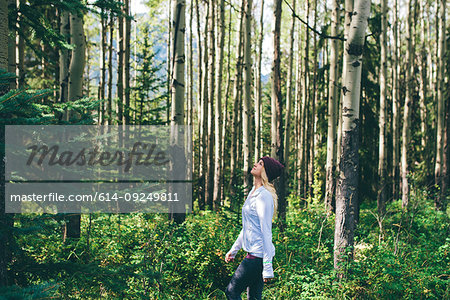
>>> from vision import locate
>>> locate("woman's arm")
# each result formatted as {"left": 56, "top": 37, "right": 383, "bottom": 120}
{"left": 255, "top": 192, "right": 276, "bottom": 278}
{"left": 226, "top": 228, "right": 244, "bottom": 258}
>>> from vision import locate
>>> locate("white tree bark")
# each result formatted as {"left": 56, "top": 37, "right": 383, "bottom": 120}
{"left": 334, "top": 0, "right": 370, "bottom": 274}
{"left": 434, "top": 0, "right": 446, "bottom": 210}
{"left": 377, "top": 0, "right": 387, "bottom": 216}
{"left": 326, "top": 0, "right": 339, "bottom": 213}
{"left": 68, "top": 11, "right": 85, "bottom": 101}
{"left": 401, "top": 0, "right": 413, "bottom": 209}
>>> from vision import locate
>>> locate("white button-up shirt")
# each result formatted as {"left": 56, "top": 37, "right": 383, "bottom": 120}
{"left": 226, "top": 185, "right": 276, "bottom": 278}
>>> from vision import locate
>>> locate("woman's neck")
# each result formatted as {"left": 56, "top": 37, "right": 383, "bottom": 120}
{"left": 254, "top": 177, "right": 263, "bottom": 189}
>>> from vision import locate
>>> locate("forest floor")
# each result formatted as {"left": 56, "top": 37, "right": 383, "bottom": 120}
{"left": 6, "top": 188, "right": 450, "bottom": 299}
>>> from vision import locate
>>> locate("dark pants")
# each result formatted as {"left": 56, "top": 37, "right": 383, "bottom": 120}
{"left": 225, "top": 257, "right": 264, "bottom": 300}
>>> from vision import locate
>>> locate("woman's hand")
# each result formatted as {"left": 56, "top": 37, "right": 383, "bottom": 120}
{"left": 225, "top": 252, "right": 235, "bottom": 263}
{"left": 263, "top": 277, "right": 274, "bottom": 283}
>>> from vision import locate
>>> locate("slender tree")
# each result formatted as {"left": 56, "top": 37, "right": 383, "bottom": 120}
{"left": 377, "top": 0, "right": 387, "bottom": 216}
{"left": 326, "top": 0, "right": 339, "bottom": 213}
{"left": 107, "top": 13, "right": 114, "bottom": 124}
{"left": 283, "top": 0, "right": 296, "bottom": 197}
{"left": 229, "top": 0, "right": 245, "bottom": 204}
{"left": 434, "top": 0, "right": 446, "bottom": 211}
{"left": 391, "top": 0, "right": 400, "bottom": 200}
{"left": 0, "top": 0, "right": 10, "bottom": 287}
{"left": 124, "top": 0, "right": 131, "bottom": 124}
{"left": 169, "top": 0, "right": 186, "bottom": 223}
{"left": 99, "top": 8, "right": 107, "bottom": 124}
{"left": 7, "top": 0, "right": 16, "bottom": 90}
{"left": 242, "top": 0, "right": 253, "bottom": 194}
{"left": 66, "top": 6, "right": 86, "bottom": 239}
{"left": 271, "top": 0, "right": 285, "bottom": 230}
{"left": 334, "top": 0, "right": 370, "bottom": 275}
{"left": 254, "top": 0, "right": 264, "bottom": 163}
{"left": 195, "top": 0, "right": 204, "bottom": 209}
{"left": 401, "top": 0, "right": 413, "bottom": 209}
{"left": 59, "top": 9, "right": 70, "bottom": 104}
{"left": 117, "top": 0, "right": 124, "bottom": 124}
{"left": 213, "top": 0, "right": 225, "bottom": 209}
{"left": 205, "top": 0, "right": 215, "bottom": 209}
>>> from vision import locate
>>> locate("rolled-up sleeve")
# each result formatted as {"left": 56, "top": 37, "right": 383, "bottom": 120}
{"left": 255, "top": 192, "right": 275, "bottom": 278}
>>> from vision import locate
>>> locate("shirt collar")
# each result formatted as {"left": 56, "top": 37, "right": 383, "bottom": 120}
{"left": 250, "top": 185, "right": 264, "bottom": 198}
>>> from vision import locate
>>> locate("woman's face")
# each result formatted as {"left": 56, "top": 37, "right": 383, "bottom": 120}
{"left": 250, "top": 159, "right": 265, "bottom": 177}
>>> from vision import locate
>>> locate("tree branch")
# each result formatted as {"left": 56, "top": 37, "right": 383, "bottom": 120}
{"left": 283, "top": 0, "right": 344, "bottom": 41}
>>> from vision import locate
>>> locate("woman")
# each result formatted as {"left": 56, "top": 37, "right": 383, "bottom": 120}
{"left": 224, "top": 156, "right": 284, "bottom": 300}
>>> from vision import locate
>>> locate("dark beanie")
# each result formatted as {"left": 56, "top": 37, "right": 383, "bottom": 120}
{"left": 259, "top": 156, "right": 284, "bottom": 182}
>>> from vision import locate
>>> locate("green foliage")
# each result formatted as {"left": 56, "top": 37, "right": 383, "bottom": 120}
{"left": 9, "top": 184, "right": 449, "bottom": 299}
{"left": 130, "top": 23, "right": 168, "bottom": 125}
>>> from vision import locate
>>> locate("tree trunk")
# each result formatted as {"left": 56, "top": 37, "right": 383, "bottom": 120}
{"left": 271, "top": 0, "right": 285, "bottom": 230}
{"left": 229, "top": 0, "right": 245, "bottom": 205}
{"left": 7, "top": 0, "right": 16, "bottom": 89}
{"left": 59, "top": 10, "right": 70, "bottom": 104}
{"left": 99, "top": 9, "right": 107, "bottom": 124}
{"left": 221, "top": 6, "right": 233, "bottom": 203}
{"left": 205, "top": 0, "right": 215, "bottom": 210}
{"left": 167, "top": 0, "right": 172, "bottom": 123}
{"left": 299, "top": 0, "right": 309, "bottom": 198}
{"left": 434, "top": 0, "right": 446, "bottom": 211}
{"left": 68, "top": 10, "right": 85, "bottom": 102}
{"left": 242, "top": 0, "right": 253, "bottom": 195}
{"left": 392, "top": 0, "right": 400, "bottom": 200}
{"left": 124, "top": 0, "right": 131, "bottom": 124}
{"left": 195, "top": 0, "right": 204, "bottom": 209}
{"left": 0, "top": 0, "right": 11, "bottom": 287}
{"left": 107, "top": 14, "right": 114, "bottom": 125}
{"left": 326, "top": 0, "right": 339, "bottom": 213}
{"left": 187, "top": 0, "right": 194, "bottom": 183}
{"left": 309, "top": 0, "right": 317, "bottom": 198}
{"left": 295, "top": 26, "right": 302, "bottom": 194}
{"left": 401, "top": 0, "right": 413, "bottom": 209}
{"left": 255, "top": 0, "right": 264, "bottom": 163}
{"left": 66, "top": 8, "right": 85, "bottom": 239}
{"left": 418, "top": 0, "right": 427, "bottom": 153}
{"left": 334, "top": 0, "right": 370, "bottom": 275}
{"left": 201, "top": 0, "right": 209, "bottom": 209}
{"left": 17, "top": 0, "right": 25, "bottom": 88}
{"left": 213, "top": 0, "right": 225, "bottom": 210}
{"left": 169, "top": 0, "right": 186, "bottom": 223}
{"left": 117, "top": 0, "right": 124, "bottom": 124}
{"left": 283, "top": 0, "right": 296, "bottom": 198}
{"left": 378, "top": 0, "right": 387, "bottom": 216}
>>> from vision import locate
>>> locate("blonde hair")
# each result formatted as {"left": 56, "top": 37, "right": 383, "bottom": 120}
{"left": 261, "top": 167, "right": 278, "bottom": 220}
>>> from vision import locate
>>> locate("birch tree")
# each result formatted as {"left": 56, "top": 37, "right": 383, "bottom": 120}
{"left": 434, "top": 0, "right": 446, "bottom": 211}
{"left": 271, "top": 0, "right": 285, "bottom": 229}
{"left": 169, "top": 0, "right": 186, "bottom": 223}
{"left": 242, "top": 0, "right": 253, "bottom": 194}
{"left": 377, "top": 0, "right": 387, "bottom": 216}
{"left": 254, "top": 0, "right": 264, "bottom": 162}
{"left": 205, "top": 0, "right": 215, "bottom": 209}
{"left": 213, "top": 0, "right": 225, "bottom": 209}
{"left": 124, "top": 0, "right": 131, "bottom": 124}
{"left": 334, "top": 0, "right": 370, "bottom": 275}
{"left": 117, "top": 1, "right": 124, "bottom": 124}
{"left": 326, "top": 0, "right": 339, "bottom": 213}
{"left": 229, "top": 0, "right": 245, "bottom": 204}
{"left": 59, "top": 10, "right": 70, "bottom": 103}
{"left": 283, "top": 0, "right": 296, "bottom": 196}
{"left": 401, "top": 0, "right": 413, "bottom": 209}
{"left": 392, "top": 0, "right": 400, "bottom": 200}
{"left": 0, "top": 0, "right": 9, "bottom": 287}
